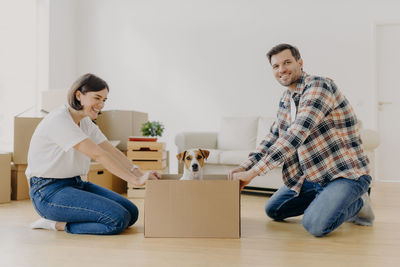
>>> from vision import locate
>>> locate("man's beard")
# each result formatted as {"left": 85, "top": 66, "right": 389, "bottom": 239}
{"left": 279, "top": 77, "right": 298, "bottom": 87}
{"left": 279, "top": 72, "right": 300, "bottom": 87}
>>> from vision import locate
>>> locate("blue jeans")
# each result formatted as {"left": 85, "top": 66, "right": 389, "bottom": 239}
{"left": 29, "top": 176, "right": 138, "bottom": 235}
{"left": 265, "top": 175, "right": 371, "bottom": 237}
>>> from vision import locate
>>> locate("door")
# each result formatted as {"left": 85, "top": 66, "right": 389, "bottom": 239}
{"left": 376, "top": 23, "right": 400, "bottom": 181}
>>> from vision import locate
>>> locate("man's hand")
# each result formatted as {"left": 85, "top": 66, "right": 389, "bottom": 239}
{"left": 228, "top": 167, "right": 258, "bottom": 191}
{"left": 228, "top": 166, "right": 246, "bottom": 180}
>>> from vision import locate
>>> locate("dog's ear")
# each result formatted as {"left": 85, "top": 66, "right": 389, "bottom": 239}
{"left": 199, "top": 149, "right": 210, "bottom": 159}
{"left": 176, "top": 151, "right": 187, "bottom": 162}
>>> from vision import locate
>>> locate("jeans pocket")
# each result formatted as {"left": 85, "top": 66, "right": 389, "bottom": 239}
{"left": 30, "top": 177, "right": 58, "bottom": 198}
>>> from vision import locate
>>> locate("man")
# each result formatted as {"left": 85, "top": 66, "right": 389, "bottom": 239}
{"left": 228, "top": 43, "right": 374, "bottom": 237}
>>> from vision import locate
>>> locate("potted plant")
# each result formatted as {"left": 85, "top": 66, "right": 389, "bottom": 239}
{"left": 141, "top": 121, "right": 164, "bottom": 138}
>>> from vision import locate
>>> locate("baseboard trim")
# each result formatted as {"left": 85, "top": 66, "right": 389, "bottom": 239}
{"left": 242, "top": 186, "right": 277, "bottom": 196}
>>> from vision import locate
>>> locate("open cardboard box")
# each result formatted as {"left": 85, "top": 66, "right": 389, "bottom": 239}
{"left": 144, "top": 174, "right": 240, "bottom": 238}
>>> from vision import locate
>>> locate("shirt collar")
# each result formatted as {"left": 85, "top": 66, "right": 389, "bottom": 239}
{"left": 293, "top": 71, "right": 308, "bottom": 95}
{"left": 282, "top": 72, "right": 308, "bottom": 107}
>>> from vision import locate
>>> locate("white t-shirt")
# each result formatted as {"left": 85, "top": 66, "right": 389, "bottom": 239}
{"left": 25, "top": 105, "right": 107, "bottom": 179}
{"left": 290, "top": 94, "right": 297, "bottom": 124}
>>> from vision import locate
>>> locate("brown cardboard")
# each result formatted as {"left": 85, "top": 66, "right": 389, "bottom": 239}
{"left": 0, "top": 153, "right": 12, "bottom": 203}
{"left": 96, "top": 110, "right": 148, "bottom": 151}
{"left": 87, "top": 162, "right": 127, "bottom": 194}
{"left": 11, "top": 164, "right": 30, "bottom": 200}
{"left": 145, "top": 174, "right": 240, "bottom": 238}
{"left": 111, "top": 175, "right": 127, "bottom": 194}
{"left": 13, "top": 111, "right": 45, "bottom": 164}
{"left": 87, "top": 162, "right": 113, "bottom": 189}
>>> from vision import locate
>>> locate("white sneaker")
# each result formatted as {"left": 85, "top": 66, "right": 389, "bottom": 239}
{"left": 349, "top": 193, "right": 375, "bottom": 226}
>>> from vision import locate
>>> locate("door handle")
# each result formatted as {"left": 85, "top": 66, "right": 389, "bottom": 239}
{"left": 378, "top": 101, "right": 393, "bottom": 106}
{"left": 378, "top": 101, "right": 393, "bottom": 111}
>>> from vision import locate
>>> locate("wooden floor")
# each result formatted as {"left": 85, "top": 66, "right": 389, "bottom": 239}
{"left": 1, "top": 181, "right": 399, "bottom": 267}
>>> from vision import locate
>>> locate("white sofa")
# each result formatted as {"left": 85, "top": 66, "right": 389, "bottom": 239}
{"left": 175, "top": 117, "right": 380, "bottom": 194}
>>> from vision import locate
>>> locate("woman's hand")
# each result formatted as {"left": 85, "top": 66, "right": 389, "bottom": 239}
{"left": 137, "top": 171, "right": 161, "bottom": 187}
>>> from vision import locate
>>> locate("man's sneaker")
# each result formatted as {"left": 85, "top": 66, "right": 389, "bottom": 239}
{"left": 348, "top": 193, "right": 375, "bottom": 226}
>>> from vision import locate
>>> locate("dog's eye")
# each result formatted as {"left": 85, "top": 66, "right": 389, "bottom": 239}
{"left": 186, "top": 156, "right": 191, "bottom": 160}
{"left": 197, "top": 155, "right": 202, "bottom": 160}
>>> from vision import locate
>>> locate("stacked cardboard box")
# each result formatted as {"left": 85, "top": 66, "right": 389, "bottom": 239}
{"left": 0, "top": 152, "right": 12, "bottom": 203}
{"left": 126, "top": 141, "right": 169, "bottom": 198}
{"left": 12, "top": 110, "right": 45, "bottom": 200}
{"left": 96, "top": 110, "right": 148, "bottom": 151}
{"left": 11, "top": 163, "right": 30, "bottom": 200}
{"left": 86, "top": 162, "right": 127, "bottom": 194}
{"left": 14, "top": 111, "right": 44, "bottom": 165}
{"left": 144, "top": 174, "right": 240, "bottom": 238}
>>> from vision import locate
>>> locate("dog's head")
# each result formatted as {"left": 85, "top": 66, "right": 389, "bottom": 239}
{"left": 177, "top": 149, "right": 210, "bottom": 174}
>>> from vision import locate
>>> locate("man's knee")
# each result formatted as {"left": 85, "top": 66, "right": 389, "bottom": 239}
{"left": 302, "top": 213, "right": 330, "bottom": 237}
{"left": 265, "top": 202, "right": 283, "bottom": 220}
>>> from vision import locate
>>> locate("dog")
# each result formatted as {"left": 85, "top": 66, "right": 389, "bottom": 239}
{"left": 177, "top": 149, "right": 210, "bottom": 180}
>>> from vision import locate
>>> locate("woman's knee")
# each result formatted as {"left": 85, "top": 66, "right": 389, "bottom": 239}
{"left": 107, "top": 208, "right": 132, "bottom": 234}
{"left": 128, "top": 204, "right": 139, "bottom": 226}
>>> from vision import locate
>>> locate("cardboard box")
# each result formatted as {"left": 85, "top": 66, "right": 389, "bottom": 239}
{"left": 41, "top": 89, "right": 68, "bottom": 113}
{"left": 11, "top": 164, "right": 30, "bottom": 200}
{"left": 127, "top": 188, "right": 146, "bottom": 199}
{"left": 145, "top": 174, "right": 240, "bottom": 238}
{"left": 96, "top": 110, "right": 148, "bottom": 151}
{"left": 87, "top": 162, "right": 127, "bottom": 194}
{"left": 0, "top": 152, "right": 12, "bottom": 203}
{"left": 127, "top": 166, "right": 169, "bottom": 198}
{"left": 14, "top": 110, "right": 45, "bottom": 164}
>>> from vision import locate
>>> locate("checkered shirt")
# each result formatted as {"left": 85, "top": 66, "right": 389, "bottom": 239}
{"left": 240, "top": 72, "right": 370, "bottom": 194}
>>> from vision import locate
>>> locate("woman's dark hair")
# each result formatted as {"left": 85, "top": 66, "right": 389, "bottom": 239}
{"left": 68, "top": 73, "right": 109, "bottom": 110}
{"left": 266, "top": 43, "right": 301, "bottom": 64}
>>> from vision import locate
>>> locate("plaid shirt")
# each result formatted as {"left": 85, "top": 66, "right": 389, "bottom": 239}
{"left": 240, "top": 72, "right": 370, "bottom": 194}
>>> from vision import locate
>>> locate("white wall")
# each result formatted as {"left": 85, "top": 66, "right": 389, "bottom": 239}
{"left": 0, "top": 0, "right": 37, "bottom": 151}
{"left": 49, "top": 0, "right": 400, "bottom": 173}
{"left": 49, "top": 0, "right": 78, "bottom": 91}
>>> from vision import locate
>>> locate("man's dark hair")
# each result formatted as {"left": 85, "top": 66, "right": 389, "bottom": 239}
{"left": 266, "top": 43, "right": 301, "bottom": 64}
{"left": 68, "top": 73, "right": 109, "bottom": 110}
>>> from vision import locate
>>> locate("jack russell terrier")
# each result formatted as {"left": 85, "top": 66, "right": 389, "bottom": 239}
{"left": 177, "top": 149, "right": 210, "bottom": 180}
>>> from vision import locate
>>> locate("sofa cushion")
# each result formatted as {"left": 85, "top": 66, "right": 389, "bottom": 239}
{"left": 256, "top": 117, "right": 276, "bottom": 148}
{"left": 205, "top": 149, "right": 221, "bottom": 164}
{"left": 219, "top": 150, "right": 253, "bottom": 165}
{"left": 217, "top": 117, "right": 258, "bottom": 150}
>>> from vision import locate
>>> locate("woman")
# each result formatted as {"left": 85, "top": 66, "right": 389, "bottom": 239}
{"left": 26, "top": 73, "right": 160, "bottom": 235}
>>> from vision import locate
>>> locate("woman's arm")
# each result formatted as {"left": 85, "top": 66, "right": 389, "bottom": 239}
{"left": 98, "top": 140, "right": 146, "bottom": 178}
{"left": 73, "top": 138, "right": 158, "bottom": 186}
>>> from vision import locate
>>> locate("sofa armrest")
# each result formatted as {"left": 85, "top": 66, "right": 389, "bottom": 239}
{"left": 360, "top": 129, "right": 380, "bottom": 151}
{"left": 175, "top": 132, "right": 218, "bottom": 153}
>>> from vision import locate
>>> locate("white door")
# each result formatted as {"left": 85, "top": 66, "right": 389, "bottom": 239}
{"left": 376, "top": 24, "right": 400, "bottom": 181}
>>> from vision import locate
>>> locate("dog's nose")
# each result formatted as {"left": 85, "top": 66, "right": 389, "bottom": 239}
{"left": 192, "top": 163, "right": 198, "bottom": 171}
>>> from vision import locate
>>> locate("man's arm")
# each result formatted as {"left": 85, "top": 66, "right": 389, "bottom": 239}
{"left": 251, "top": 80, "right": 337, "bottom": 175}
{"left": 240, "top": 119, "right": 280, "bottom": 171}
